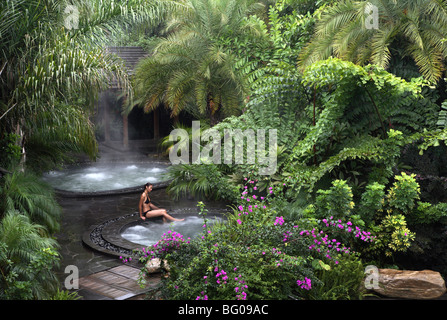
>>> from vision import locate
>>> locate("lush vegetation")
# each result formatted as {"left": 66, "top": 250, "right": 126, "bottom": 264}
{"left": 2, "top": 0, "right": 447, "bottom": 300}
{"left": 0, "top": 0, "right": 166, "bottom": 299}
{"left": 125, "top": 0, "right": 447, "bottom": 300}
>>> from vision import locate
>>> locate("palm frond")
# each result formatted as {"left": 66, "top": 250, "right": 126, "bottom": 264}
{"left": 299, "top": 0, "right": 447, "bottom": 83}
{"left": 0, "top": 170, "right": 62, "bottom": 234}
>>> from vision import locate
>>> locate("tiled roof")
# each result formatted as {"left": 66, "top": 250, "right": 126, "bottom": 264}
{"left": 107, "top": 46, "right": 148, "bottom": 88}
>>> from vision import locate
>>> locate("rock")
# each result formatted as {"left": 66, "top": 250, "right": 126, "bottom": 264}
{"left": 371, "top": 269, "right": 446, "bottom": 299}
{"left": 145, "top": 258, "right": 169, "bottom": 274}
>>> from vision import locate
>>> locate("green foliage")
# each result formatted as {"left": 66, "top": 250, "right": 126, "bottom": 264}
{"left": 132, "top": 0, "right": 262, "bottom": 123}
{"left": 0, "top": 0, "right": 165, "bottom": 169}
{"left": 299, "top": 0, "right": 447, "bottom": 83}
{"left": 0, "top": 213, "right": 60, "bottom": 300}
{"left": 0, "top": 170, "right": 62, "bottom": 234}
{"left": 218, "top": 0, "right": 317, "bottom": 89}
{"left": 386, "top": 172, "right": 421, "bottom": 213}
{"left": 282, "top": 58, "right": 433, "bottom": 198}
{"left": 315, "top": 179, "right": 355, "bottom": 220}
{"left": 307, "top": 172, "right": 434, "bottom": 260}
{"left": 437, "top": 100, "right": 447, "bottom": 129}
{"left": 371, "top": 214, "right": 415, "bottom": 258}
{"left": 48, "top": 288, "right": 82, "bottom": 300}
{"left": 285, "top": 130, "right": 405, "bottom": 197}
{"left": 358, "top": 182, "right": 385, "bottom": 224}
{"left": 408, "top": 202, "right": 447, "bottom": 225}
{"left": 304, "top": 253, "right": 365, "bottom": 300}
{"left": 301, "top": 58, "right": 425, "bottom": 138}
{"left": 0, "top": 133, "right": 21, "bottom": 169}
{"left": 165, "top": 164, "right": 240, "bottom": 202}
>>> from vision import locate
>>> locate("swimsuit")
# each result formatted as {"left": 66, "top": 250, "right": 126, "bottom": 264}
{"left": 143, "top": 195, "right": 151, "bottom": 215}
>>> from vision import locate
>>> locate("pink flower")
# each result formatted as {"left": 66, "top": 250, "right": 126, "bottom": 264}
{"left": 274, "top": 216, "right": 284, "bottom": 226}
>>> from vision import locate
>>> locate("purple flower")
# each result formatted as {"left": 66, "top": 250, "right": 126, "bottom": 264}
{"left": 274, "top": 216, "right": 284, "bottom": 226}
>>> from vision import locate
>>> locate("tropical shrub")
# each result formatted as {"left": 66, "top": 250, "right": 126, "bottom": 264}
{"left": 303, "top": 252, "right": 365, "bottom": 300}
{"left": 0, "top": 170, "right": 61, "bottom": 234}
{"left": 302, "top": 172, "right": 446, "bottom": 261}
{"left": 165, "top": 164, "right": 239, "bottom": 202}
{"left": 314, "top": 179, "right": 355, "bottom": 221}
{"left": 0, "top": 169, "right": 63, "bottom": 299}
{"left": 0, "top": 134, "right": 21, "bottom": 169}
{"left": 0, "top": 213, "right": 60, "bottom": 300}
{"left": 370, "top": 214, "right": 415, "bottom": 258}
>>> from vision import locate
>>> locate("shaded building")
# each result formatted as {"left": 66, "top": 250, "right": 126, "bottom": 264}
{"left": 96, "top": 46, "right": 172, "bottom": 151}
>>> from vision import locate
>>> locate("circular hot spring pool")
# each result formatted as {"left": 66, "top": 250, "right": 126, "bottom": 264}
{"left": 83, "top": 208, "right": 230, "bottom": 257}
{"left": 121, "top": 215, "right": 224, "bottom": 247}
{"left": 41, "top": 162, "right": 170, "bottom": 195}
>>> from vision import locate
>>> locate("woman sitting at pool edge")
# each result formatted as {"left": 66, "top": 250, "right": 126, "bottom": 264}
{"left": 139, "top": 183, "right": 184, "bottom": 222}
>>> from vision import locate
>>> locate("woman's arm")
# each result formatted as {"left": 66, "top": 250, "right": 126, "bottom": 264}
{"left": 139, "top": 194, "right": 146, "bottom": 220}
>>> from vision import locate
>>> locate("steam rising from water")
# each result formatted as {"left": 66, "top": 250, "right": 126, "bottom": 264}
{"left": 121, "top": 216, "right": 223, "bottom": 246}
{"left": 42, "top": 163, "right": 168, "bottom": 192}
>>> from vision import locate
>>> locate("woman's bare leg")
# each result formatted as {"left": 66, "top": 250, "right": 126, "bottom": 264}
{"left": 145, "top": 209, "right": 184, "bottom": 222}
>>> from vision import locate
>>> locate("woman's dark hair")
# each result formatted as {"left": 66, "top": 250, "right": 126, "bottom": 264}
{"left": 145, "top": 182, "right": 153, "bottom": 188}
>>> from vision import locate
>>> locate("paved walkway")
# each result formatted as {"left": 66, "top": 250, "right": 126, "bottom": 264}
{"left": 77, "top": 265, "right": 161, "bottom": 300}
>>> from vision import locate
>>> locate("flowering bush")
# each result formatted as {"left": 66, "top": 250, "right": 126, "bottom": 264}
{"left": 296, "top": 277, "right": 312, "bottom": 290}
{"left": 295, "top": 173, "right": 425, "bottom": 261}
{"left": 122, "top": 178, "right": 369, "bottom": 300}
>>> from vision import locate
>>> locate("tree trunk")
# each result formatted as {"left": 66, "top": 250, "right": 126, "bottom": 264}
{"left": 207, "top": 96, "right": 220, "bottom": 126}
{"left": 15, "top": 120, "right": 26, "bottom": 172}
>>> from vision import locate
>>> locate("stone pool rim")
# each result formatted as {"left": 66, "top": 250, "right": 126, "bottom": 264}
{"left": 55, "top": 180, "right": 171, "bottom": 198}
{"left": 82, "top": 213, "right": 144, "bottom": 258}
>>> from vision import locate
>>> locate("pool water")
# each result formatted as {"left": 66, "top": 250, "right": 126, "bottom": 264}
{"left": 42, "top": 163, "right": 168, "bottom": 192}
{"left": 120, "top": 216, "right": 223, "bottom": 246}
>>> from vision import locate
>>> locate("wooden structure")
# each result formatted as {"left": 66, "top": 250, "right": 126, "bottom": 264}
{"left": 78, "top": 265, "right": 161, "bottom": 300}
{"left": 103, "top": 46, "right": 160, "bottom": 149}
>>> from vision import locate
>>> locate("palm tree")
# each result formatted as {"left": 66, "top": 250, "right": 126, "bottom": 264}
{"left": 0, "top": 170, "right": 62, "bottom": 234}
{"left": 299, "top": 0, "right": 447, "bottom": 84}
{"left": 132, "top": 0, "right": 265, "bottom": 125}
{"left": 0, "top": 212, "right": 60, "bottom": 300}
